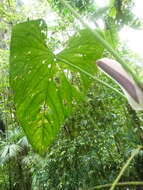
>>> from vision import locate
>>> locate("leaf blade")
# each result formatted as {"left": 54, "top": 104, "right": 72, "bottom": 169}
{"left": 10, "top": 20, "right": 104, "bottom": 155}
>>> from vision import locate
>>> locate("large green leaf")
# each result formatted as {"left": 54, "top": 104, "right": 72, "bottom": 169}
{"left": 10, "top": 19, "right": 104, "bottom": 155}
{"left": 57, "top": 29, "right": 104, "bottom": 91}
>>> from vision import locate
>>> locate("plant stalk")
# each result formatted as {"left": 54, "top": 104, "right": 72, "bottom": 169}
{"left": 109, "top": 146, "right": 142, "bottom": 190}
{"left": 57, "top": 57, "right": 125, "bottom": 98}
{"left": 87, "top": 181, "right": 143, "bottom": 190}
{"left": 59, "top": 0, "right": 142, "bottom": 88}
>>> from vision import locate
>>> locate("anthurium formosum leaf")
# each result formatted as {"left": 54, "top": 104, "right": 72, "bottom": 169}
{"left": 10, "top": 19, "right": 104, "bottom": 155}
{"left": 57, "top": 29, "right": 104, "bottom": 91}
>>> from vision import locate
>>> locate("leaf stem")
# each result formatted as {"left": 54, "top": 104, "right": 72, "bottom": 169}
{"left": 59, "top": 0, "right": 141, "bottom": 87}
{"left": 87, "top": 181, "right": 143, "bottom": 190}
{"left": 109, "top": 146, "right": 142, "bottom": 190}
{"left": 57, "top": 57, "right": 125, "bottom": 98}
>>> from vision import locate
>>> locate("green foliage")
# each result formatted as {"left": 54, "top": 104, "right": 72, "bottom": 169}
{"left": 10, "top": 19, "right": 104, "bottom": 154}
{"left": 1, "top": 0, "right": 143, "bottom": 189}
{"left": 33, "top": 77, "right": 141, "bottom": 189}
{"left": 48, "top": 0, "right": 90, "bottom": 14}
{"left": 0, "top": 128, "right": 32, "bottom": 190}
{"left": 106, "top": 0, "right": 143, "bottom": 30}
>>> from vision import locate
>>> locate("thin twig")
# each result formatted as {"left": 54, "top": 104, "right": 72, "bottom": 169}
{"left": 87, "top": 181, "right": 143, "bottom": 190}
{"left": 109, "top": 146, "right": 142, "bottom": 190}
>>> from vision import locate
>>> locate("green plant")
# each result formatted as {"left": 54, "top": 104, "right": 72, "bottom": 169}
{"left": 10, "top": 19, "right": 105, "bottom": 154}
{"left": 10, "top": 0, "right": 143, "bottom": 156}
{"left": 6, "top": 1, "right": 143, "bottom": 189}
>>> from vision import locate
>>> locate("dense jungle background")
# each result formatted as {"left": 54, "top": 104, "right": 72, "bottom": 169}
{"left": 1, "top": 0, "right": 143, "bottom": 189}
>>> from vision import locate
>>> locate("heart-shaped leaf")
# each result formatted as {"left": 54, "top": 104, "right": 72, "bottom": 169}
{"left": 10, "top": 19, "right": 104, "bottom": 155}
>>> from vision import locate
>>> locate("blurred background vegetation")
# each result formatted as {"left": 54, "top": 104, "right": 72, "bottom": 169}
{"left": 1, "top": 0, "right": 143, "bottom": 189}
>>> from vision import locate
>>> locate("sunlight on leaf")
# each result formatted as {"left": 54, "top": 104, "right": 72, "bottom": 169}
{"left": 10, "top": 19, "right": 104, "bottom": 155}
